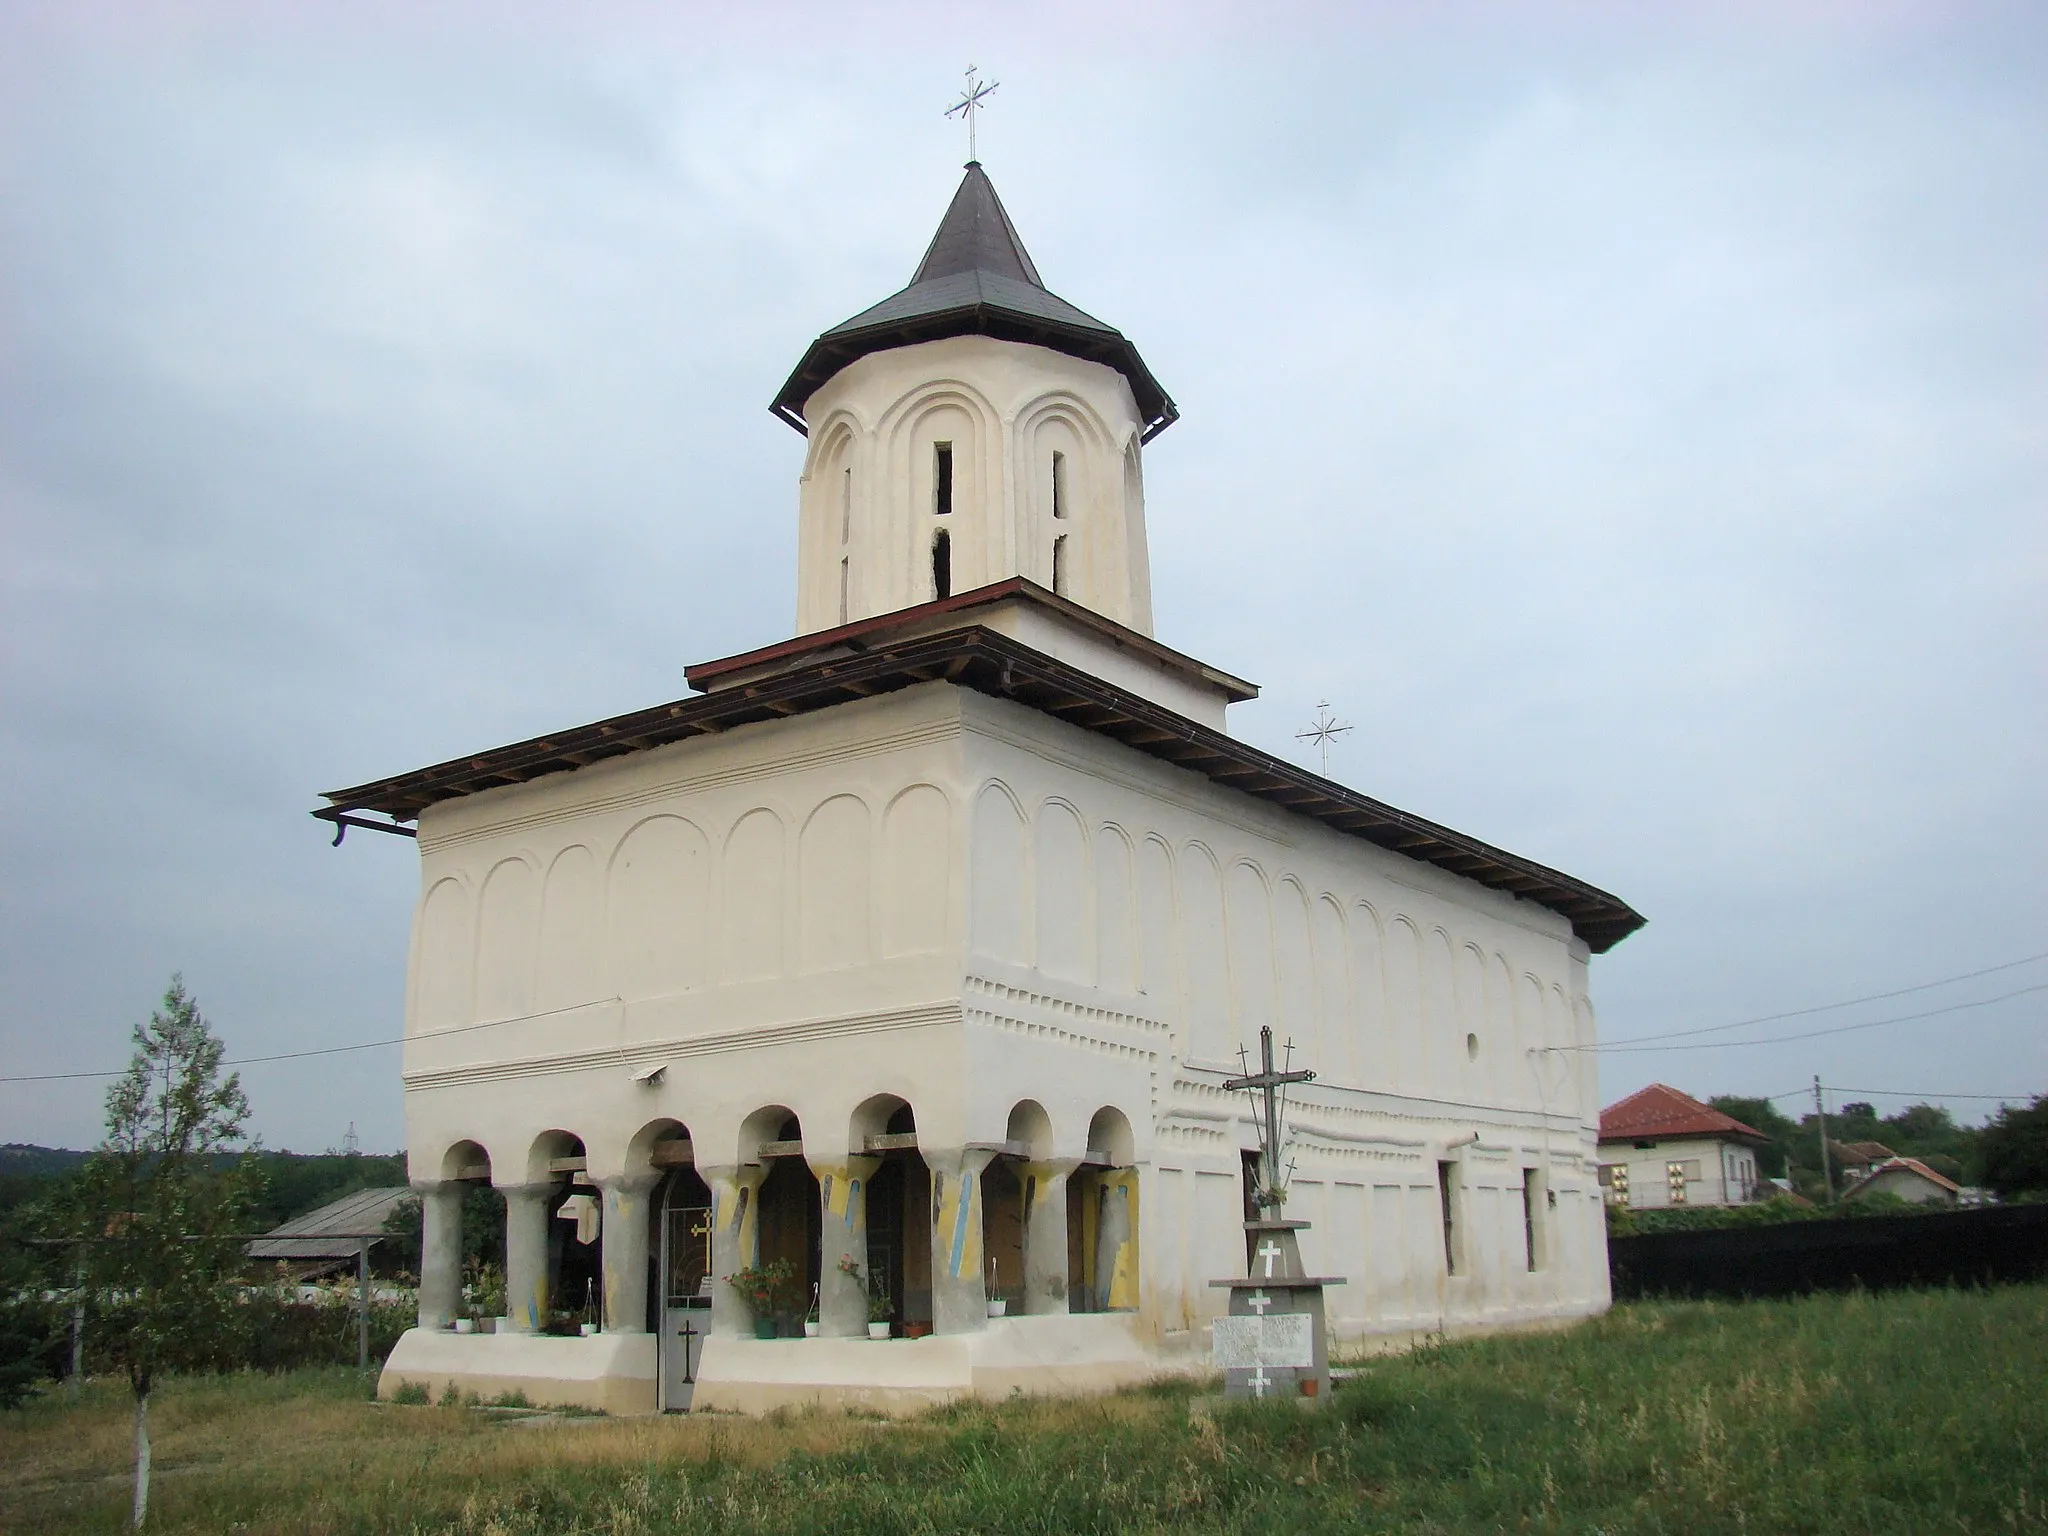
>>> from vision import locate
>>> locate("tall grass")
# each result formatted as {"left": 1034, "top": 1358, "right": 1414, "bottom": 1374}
{"left": 3, "top": 1285, "right": 2042, "bottom": 1534}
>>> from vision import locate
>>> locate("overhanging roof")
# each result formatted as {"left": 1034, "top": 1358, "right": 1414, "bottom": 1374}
{"left": 771, "top": 163, "right": 1178, "bottom": 441}
{"left": 318, "top": 598, "right": 1645, "bottom": 954}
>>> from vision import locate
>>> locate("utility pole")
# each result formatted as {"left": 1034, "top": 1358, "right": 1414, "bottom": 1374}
{"left": 1814, "top": 1076, "right": 1834, "bottom": 1204}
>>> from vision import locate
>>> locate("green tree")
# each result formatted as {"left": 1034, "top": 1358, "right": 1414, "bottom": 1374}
{"left": 1708, "top": 1095, "right": 1799, "bottom": 1178}
{"left": 68, "top": 978, "right": 258, "bottom": 1528}
{"left": 1979, "top": 1095, "right": 2048, "bottom": 1201}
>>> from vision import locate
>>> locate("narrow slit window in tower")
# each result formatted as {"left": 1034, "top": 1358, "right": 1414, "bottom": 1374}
{"left": 1051, "top": 451, "right": 1067, "bottom": 519}
{"left": 1052, "top": 534, "right": 1068, "bottom": 597}
{"left": 932, "top": 528, "right": 952, "bottom": 600}
{"left": 934, "top": 443, "right": 953, "bottom": 517}
{"left": 838, "top": 557, "right": 849, "bottom": 625}
{"left": 840, "top": 466, "right": 852, "bottom": 544}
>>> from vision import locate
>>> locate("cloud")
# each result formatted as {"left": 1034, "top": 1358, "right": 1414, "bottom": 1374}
{"left": 2, "top": 5, "right": 2042, "bottom": 1150}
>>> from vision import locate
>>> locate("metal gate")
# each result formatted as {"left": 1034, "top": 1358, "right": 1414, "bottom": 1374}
{"left": 657, "top": 1180, "right": 713, "bottom": 1411}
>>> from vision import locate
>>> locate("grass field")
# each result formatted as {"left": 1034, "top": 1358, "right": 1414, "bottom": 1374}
{"left": 3, "top": 1285, "right": 2044, "bottom": 1534}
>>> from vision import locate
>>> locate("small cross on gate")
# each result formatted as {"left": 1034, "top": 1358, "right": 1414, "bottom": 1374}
{"left": 945, "top": 66, "right": 999, "bottom": 163}
{"left": 675, "top": 1316, "right": 699, "bottom": 1385}
{"left": 1245, "top": 1289, "right": 1273, "bottom": 1316}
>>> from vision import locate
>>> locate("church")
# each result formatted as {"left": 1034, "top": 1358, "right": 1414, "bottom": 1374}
{"left": 332, "top": 156, "right": 1644, "bottom": 1415}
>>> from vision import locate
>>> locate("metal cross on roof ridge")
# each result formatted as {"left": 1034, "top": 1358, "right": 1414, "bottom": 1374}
{"left": 1296, "top": 700, "right": 1353, "bottom": 777}
{"left": 946, "top": 65, "right": 999, "bottom": 163}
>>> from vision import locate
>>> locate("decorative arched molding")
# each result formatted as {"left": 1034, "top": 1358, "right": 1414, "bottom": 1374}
{"left": 619, "top": 1117, "right": 693, "bottom": 1182}
{"left": 971, "top": 781, "right": 1031, "bottom": 965}
{"left": 414, "top": 874, "right": 477, "bottom": 1031}
{"left": 432, "top": 1137, "right": 492, "bottom": 1184}
{"left": 520, "top": 1129, "right": 584, "bottom": 1187}
{"left": 1033, "top": 797, "right": 1092, "bottom": 983}
{"left": 798, "top": 792, "right": 873, "bottom": 974}
{"left": 1085, "top": 1105, "right": 1137, "bottom": 1168}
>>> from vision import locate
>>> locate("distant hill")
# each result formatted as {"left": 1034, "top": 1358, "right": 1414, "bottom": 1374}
{"left": 0, "top": 1145, "right": 408, "bottom": 1226}
{"left": 0, "top": 1144, "right": 90, "bottom": 1176}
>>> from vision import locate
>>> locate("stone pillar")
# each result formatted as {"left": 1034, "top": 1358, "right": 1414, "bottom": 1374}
{"left": 1097, "top": 1166, "right": 1141, "bottom": 1311}
{"left": 500, "top": 1183, "right": 554, "bottom": 1333}
{"left": 1021, "top": 1160, "right": 1079, "bottom": 1316}
{"left": 927, "top": 1147, "right": 996, "bottom": 1335}
{"left": 701, "top": 1164, "right": 767, "bottom": 1338}
{"left": 810, "top": 1154, "right": 882, "bottom": 1337}
{"left": 598, "top": 1173, "right": 660, "bottom": 1335}
{"left": 413, "top": 1180, "right": 464, "bottom": 1330}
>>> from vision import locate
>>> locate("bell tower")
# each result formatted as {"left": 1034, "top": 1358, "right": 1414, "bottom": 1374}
{"left": 772, "top": 164, "right": 1178, "bottom": 637}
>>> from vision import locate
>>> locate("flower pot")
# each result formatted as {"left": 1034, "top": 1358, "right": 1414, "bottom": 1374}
{"left": 903, "top": 1322, "right": 932, "bottom": 1340}
{"left": 453, "top": 1318, "right": 475, "bottom": 1335}
{"left": 867, "top": 1322, "right": 891, "bottom": 1340}
{"left": 986, "top": 1298, "right": 1007, "bottom": 1318}
{"left": 579, "top": 1323, "right": 599, "bottom": 1337}
{"left": 802, "top": 1320, "right": 820, "bottom": 1338}
{"left": 754, "top": 1318, "right": 779, "bottom": 1340}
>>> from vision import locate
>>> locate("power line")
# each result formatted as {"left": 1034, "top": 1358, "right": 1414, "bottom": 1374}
{"left": 1768, "top": 1086, "right": 2033, "bottom": 1104}
{"left": 1594, "top": 981, "right": 2048, "bottom": 1054}
{"left": 1599, "top": 948, "right": 2048, "bottom": 1048}
{"left": 0, "top": 999, "right": 620, "bottom": 1085}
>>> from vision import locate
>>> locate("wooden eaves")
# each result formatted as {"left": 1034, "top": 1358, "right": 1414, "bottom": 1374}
{"left": 316, "top": 624, "right": 1645, "bottom": 955}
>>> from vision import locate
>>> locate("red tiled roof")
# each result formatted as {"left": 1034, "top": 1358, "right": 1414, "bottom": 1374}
{"left": 1599, "top": 1084, "right": 1769, "bottom": 1145}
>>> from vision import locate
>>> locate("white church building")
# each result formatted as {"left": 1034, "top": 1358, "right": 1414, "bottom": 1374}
{"left": 331, "top": 161, "right": 1644, "bottom": 1415}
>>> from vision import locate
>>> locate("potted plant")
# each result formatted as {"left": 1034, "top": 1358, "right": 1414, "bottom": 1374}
{"left": 866, "top": 1281, "right": 893, "bottom": 1340}
{"left": 802, "top": 1283, "right": 821, "bottom": 1338}
{"left": 725, "top": 1259, "right": 797, "bottom": 1339}
{"left": 465, "top": 1262, "right": 506, "bottom": 1334}
{"left": 986, "top": 1258, "right": 1007, "bottom": 1317}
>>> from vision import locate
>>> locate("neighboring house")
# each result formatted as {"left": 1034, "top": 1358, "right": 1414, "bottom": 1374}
{"left": 1598, "top": 1085, "right": 1768, "bottom": 1209}
{"left": 247, "top": 1186, "right": 415, "bottom": 1280}
{"left": 1843, "top": 1158, "right": 1961, "bottom": 1207}
{"left": 1829, "top": 1140, "right": 1895, "bottom": 1183}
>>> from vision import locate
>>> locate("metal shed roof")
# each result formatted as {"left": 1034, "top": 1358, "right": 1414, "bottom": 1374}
{"left": 246, "top": 1186, "right": 414, "bottom": 1262}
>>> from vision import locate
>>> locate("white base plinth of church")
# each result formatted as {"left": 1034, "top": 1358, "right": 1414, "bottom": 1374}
{"left": 379, "top": 1329, "right": 658, "bottom": 1416}
{"left": 379, "top": 1315, "right": 1171, "bottom": 1418}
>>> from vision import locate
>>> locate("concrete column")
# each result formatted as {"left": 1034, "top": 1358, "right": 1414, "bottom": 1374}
{"left": 701, "top": 1164, "right": 768, "bottom": 1338}
{"left": 809, "top": 1154, "right": 881, "bottom": 1337}
{"left": 927, "top": 1147, "right": 996, "bottom": 1335}
{"left": 413, "top": 1180, "right": 464, "bottom": 1330}
{"left": 598, "top": 1173, "right": 661, "bottom": 1334}
{"left": 500, "top": 1183, "right": 554, "bottom": 1333}
{"left": 1020, "top": 1159, "right": 1079, "bottom": 1316}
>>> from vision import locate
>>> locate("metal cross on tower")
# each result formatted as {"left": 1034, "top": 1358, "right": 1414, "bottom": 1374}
{"left": 1223, "top": 1025, "right": 1316, "bottom": 1215}
{"left": 1296, "top": 701, "right": 1353, "bottom": 776}
{"left": 945, "top": 65, "right": 999, "bottom": 162}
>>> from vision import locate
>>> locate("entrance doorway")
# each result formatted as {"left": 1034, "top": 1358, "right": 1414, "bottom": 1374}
{"left": 657, "top": 1165, "right": 713, "bottom": 1412}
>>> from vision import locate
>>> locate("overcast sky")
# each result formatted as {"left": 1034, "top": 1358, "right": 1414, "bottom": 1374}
{"left": 3, "top": 2, "right": 2042, "bottom": 1155}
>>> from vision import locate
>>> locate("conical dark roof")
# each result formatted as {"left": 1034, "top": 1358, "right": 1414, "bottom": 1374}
{"left": 771, "top": 164, "right": 1177, "bottom": 441}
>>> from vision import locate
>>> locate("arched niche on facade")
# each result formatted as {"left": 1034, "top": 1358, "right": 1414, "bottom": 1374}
{"left": 849, "top": 1094, "right": 931, "bottom": 1329}
{"left": 738, "top": 1105, "right": 819, "bottom": 1330}
{"left": 983, "top": 1099, "right": 1054, "bottom": 1317}
{"left": 519, "top": 1130, "right": 599, "bottom": 1333}
{"left": 1070, "top": 1107, "right": 1139, "bottom": 1314}
{"left": 437, "top": 1138, "right": 492, "bottom": 1184}
{"left": 628, "top": 1118, "right": 710, "bottom": 1328}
